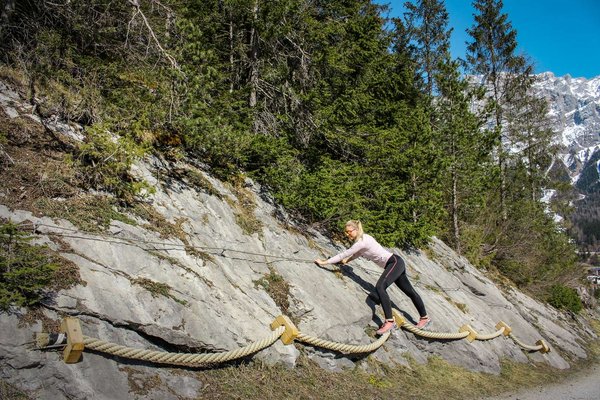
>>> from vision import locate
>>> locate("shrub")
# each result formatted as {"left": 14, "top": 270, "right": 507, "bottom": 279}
{"left": 69, "top": 123, "right": 152, "bottom": 203}
{"left": 0, "top": 222, "right": 58, "bottom": 311}
{"left": 547, "top": 284, "right": 583, "bottom": 313}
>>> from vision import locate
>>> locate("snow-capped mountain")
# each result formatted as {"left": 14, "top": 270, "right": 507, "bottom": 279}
{"left": 533, "top": 72, "right": 600, "bottom": 185}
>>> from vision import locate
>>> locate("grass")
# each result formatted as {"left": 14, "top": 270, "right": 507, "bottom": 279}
{"left": 5, "top": 330, "right": 600, "bottom": 400}
{"left": 34, "top": 195, "right": 136, "bottom": 233}
{"left": 0, "top": 380, "right": 29, "bottom": 400}
{"left": 191, "top": 316, "right": 600, "bottom": 399}
{"left": 178, "top": 166, "right": 222, "bottom": 199}
{"left": 191, "top": 348, "right": 597, "bottom": 400}
{"left": 132, "top": 277, "right": 187, "bottom": 306}
{"left": 254, "top": 267, "right": 292, "bottom": 318}
{"left": 225, "top": 176, "right": 263, "bottom": 237}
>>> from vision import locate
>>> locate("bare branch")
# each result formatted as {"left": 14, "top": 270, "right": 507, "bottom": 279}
{"left": 127, "top": 0, "right": 180, "bottom": 72}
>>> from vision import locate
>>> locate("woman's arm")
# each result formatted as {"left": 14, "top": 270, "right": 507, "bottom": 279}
{"left": 314, "top": 240, "right": 365, "bottom": 266}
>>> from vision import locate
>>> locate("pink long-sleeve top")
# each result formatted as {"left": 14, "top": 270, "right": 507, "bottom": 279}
{"left": 326, "top": 234, "right": 393, "bottom": 268}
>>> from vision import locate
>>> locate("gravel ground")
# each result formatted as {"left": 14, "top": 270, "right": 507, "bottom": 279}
{"left": 481, "top": 363, "right": 599, "bottom": 400}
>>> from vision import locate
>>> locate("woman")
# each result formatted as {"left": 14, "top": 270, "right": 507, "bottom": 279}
{"left": 314, "top": 220, "right": 431, "bottom": 335}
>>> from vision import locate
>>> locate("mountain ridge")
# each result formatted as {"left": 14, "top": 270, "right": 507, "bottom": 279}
{"left": 533, "top": 72, "right": 600, "bottom": 180}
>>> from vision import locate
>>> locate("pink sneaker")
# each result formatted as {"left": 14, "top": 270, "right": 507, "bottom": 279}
{"left": 376, "top": 320, "right": 396, "bottom": 335}
{"left": 415, "top": 316, "right": 431, "bottom": 329}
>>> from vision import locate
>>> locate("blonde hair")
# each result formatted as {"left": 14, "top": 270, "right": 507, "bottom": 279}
{"left": 345, "top": 220, "right": 364, "bottom": 242}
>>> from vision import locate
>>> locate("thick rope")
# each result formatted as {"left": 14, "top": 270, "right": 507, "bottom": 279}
{"left": 399, "top": 321, "right": 471, "bottom": 340}
{"left": 82, "top": 325, "right": 285, "bottom": 367}
{"left": 295, "top": 331, "right": 390, "bottom": 354}
{"left": 508, "top": 333, "right": 544, "bottom": 352}
{"left": 392, "top": 310, "right": 470, "bottom": 340}
{"left": 475, "top": 327, "right": 506, "bottom": 341}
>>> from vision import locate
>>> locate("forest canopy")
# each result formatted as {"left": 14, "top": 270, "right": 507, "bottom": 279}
{"left": 0, "top": 0, "right": 583, "bottom": 298}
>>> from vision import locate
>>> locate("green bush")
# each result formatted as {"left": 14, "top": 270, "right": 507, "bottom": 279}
{"left": 547, "top": 284, "right": 583, "bottom": 313}
{"left": 69, "top": 123, "right": 152, "bottom": 203}
{"left": 0, "top": 222, "right": 58, "bottom": 311}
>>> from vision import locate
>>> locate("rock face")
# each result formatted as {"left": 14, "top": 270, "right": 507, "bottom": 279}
{"left": 0, "top": 80, "right": 597, "bottom": 400}
{"left": 532, "top": 72, "right": 600, "bottom": 183}
{"left": 533, "top": 73, "right": 600, "bottom": 152}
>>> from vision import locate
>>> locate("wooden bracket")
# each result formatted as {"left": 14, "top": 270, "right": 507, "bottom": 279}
{"left": 459, "top": 324, "right": 478, "bottom": 343}
{"left": 495, "top": 321, "right": 512, "bottom": 336}
{"left": 392, "top": 310, "right": 406, "bottom": 326}
{"left": 60, "top": 317, "right": 84, "bottom": 363}
{"left": 270, "top": 315, "right": 299, "bottom": 345}
{"left": 536, "top": 339, "right": 551, "bottom": 354}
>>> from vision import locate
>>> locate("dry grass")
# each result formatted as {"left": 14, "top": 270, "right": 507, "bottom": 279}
{"left": 193, "top": 318, "right": 600, "bottom": 399}
{"left": 4, "top": 340, "right": 599, "bottom": 400}
{"left": 191, "top": 350, "right": 597, "bottom": 400}
{"left": 225, "top": 176, "right": 263, "bottom": 237}
{"left": 0, "top": 379, "right": 29, "bottom": 400}
{"left": 254, "top": 267, "right": 293, "bottom": 320}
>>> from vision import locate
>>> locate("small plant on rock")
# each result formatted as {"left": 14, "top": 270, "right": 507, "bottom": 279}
{"left": 547, "top": 284, "right": 583, "bottom": 313}
{"left": 69, "top": 123, "right": 153, "bottom": 203}
{"left": 0, "top": 222, "right": 58, "bottom": 311}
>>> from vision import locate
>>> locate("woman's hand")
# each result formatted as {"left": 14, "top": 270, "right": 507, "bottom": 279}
{"left": 314, "top": 259, "right": 327, "bottom": 266}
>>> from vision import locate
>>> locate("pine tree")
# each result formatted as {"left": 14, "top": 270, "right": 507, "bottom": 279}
{"left": 465, "top": 0, "right": 532, "bottom": 221}
{"left": 435, "top": 58, "right": 492, "bottom": 253}
{"left": 465, "top": 0, "right": 577, "bottom": 292}
{"left": 504, "top": 84, "right": 555, "bottom": 202}
{"left": 402, "top": 0, "right": 452, "bottom": 96}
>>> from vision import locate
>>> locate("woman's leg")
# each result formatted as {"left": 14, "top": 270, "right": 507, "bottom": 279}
{"left": 395, "top": 269, "right": 427, "bottom": 318}
{"left": 375, "top": 255, "right": 405, "bottom": 320}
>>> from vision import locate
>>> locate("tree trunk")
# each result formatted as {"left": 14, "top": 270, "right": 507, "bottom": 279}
{"left": 229, "top": 8, "right": 234, "bottom": 94}
{"left": 1, "top": 0, "right": 15, "bottom": 23}
{"left": 248, "top": 0, "right": 258, "bottom": 109}
{"left": 452, "top": 166, "right": 461, "bottom": 254}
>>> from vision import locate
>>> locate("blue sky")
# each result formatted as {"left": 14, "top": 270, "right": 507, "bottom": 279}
{"left": 375, "top": 0, "right": 600, "bottom": 79}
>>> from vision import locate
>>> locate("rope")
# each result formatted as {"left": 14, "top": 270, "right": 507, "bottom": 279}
{"left": 508, "top": 333, "right": 544, "bottom": 352}
{"left": 81, "top": 326, "right": 285, "bottom": 367}
{"left": 392, "top": 310, "right": 470, "bottom": 340}
{"left": 44, "top": 314, "right": 550, "bottom": 369}
{"left": 295, "top": 331, "right": 390, "bottom": 354}
{"left": 399, "top": 321, "right": 470, "bottom": 340}
{"left": 475, "top": 327, "right": 505, "bottom": 341}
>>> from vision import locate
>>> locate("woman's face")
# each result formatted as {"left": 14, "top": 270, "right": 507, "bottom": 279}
{"left": 344, "top": 225, "right": 358, "bottom": 241}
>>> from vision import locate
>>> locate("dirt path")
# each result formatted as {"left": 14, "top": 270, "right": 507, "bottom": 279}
{"left": 481, "top": 364, "right": 599, "bottom": 400}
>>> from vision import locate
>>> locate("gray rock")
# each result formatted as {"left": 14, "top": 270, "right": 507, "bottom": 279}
{"left": 0, "top": 77, "right": 597, "bottom": 400}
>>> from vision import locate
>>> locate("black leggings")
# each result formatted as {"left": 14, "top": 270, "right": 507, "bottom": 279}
{"left": 375, "top": 254, "right": 427, "bottom": 320}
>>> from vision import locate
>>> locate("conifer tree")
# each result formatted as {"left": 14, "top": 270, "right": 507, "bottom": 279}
{"left": 398, "top": 0, "right": 467, "bottom": 247}
{"left": 435, "top": 58, "right": 491, "bottom": 253}
{"left": 504, "top": 83, "right": 555, "bottom": 202}
{"left": 402, "top": 0, "right": 452, "bottom": 96}
{"left": 465, "top": 0, "right": 532, "bottom": 221}
{"left": 465, "top": 0, "right": 575, "bottom": 291}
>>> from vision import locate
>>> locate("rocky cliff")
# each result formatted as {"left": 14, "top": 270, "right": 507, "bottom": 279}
{"left": 533, "top": 72, "right": 600, "bottom": 184}
{"left": 0, "top": 79, "right": 597, "bottom": 400}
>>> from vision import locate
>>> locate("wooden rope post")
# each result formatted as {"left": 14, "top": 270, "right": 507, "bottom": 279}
{"left": 495, "top": 321, "right": 512, "bottom": 336}
{"left": 270, "top": 315, "right": 298, "bottom": 345}
{"left": 393, "top": 313, "right": 406, "bottom": 326}
{"left": 61, "top": 317, "right": 84, "bottom": 363}
{"left": 459, "top": 325, "right": 478, "bottom": 343}
{"left": 536, "top": 339, "right": 551, "bottom": 354}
